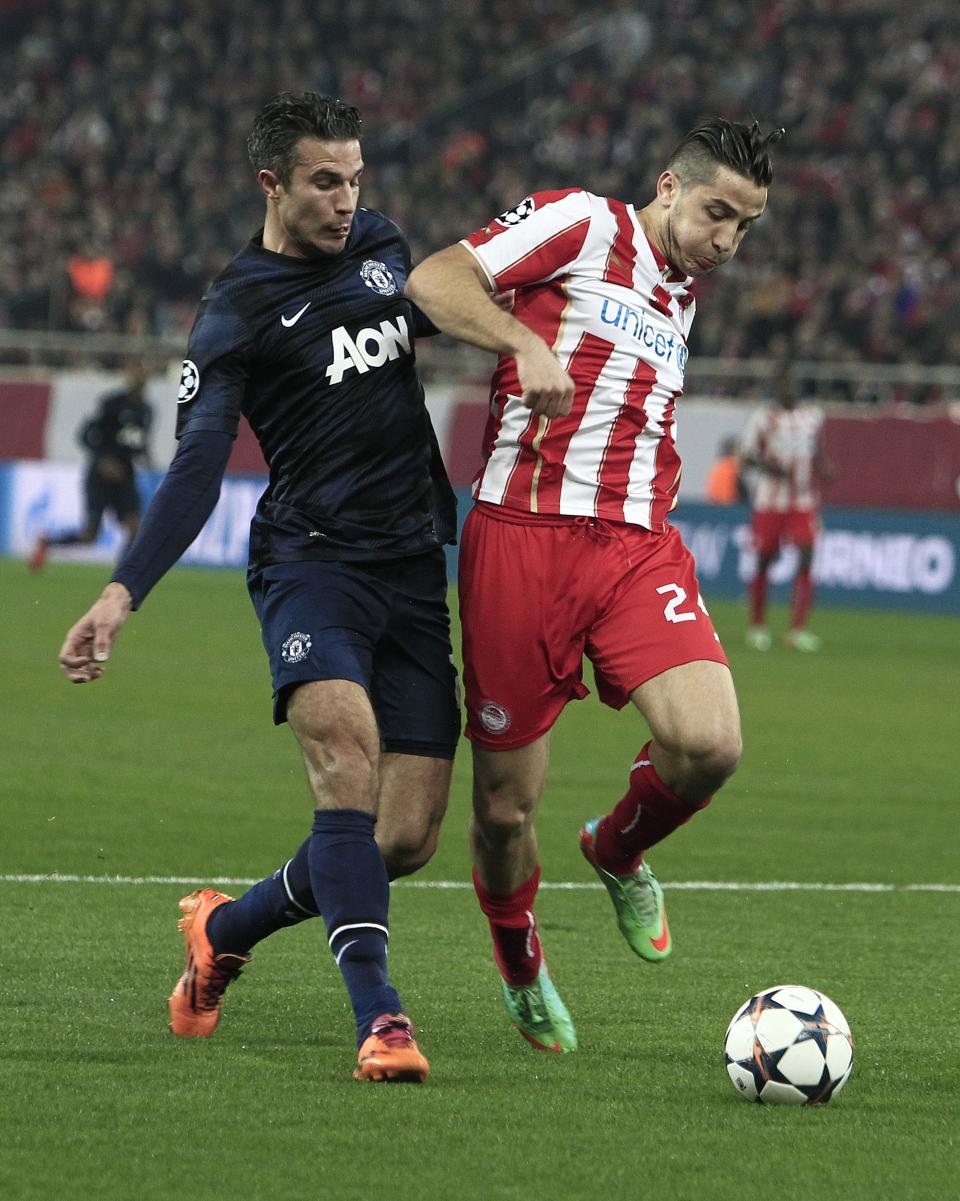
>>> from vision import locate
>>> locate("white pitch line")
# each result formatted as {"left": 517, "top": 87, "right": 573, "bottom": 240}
{"left": 1, "top": 873, "right": 958, "bottom": 893}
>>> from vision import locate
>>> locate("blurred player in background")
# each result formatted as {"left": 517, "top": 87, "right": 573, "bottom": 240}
{"left": 29, "top": 361, "right": 153, "bottom": 570}
{"left": 408, "top": 118, "right": 782, "bottom": 1053}
{"left": 58, "top": 92, "right": 460, "bottom": 1083}
{"left": 740, "top": 368, "right": 835, "bottom": 651}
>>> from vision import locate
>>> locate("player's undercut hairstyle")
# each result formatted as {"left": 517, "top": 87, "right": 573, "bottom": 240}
{"left": 667, "top": 119, "right": 784, "bottom": 189}
{"left": 247, "top": 92, "right": 363, "bottom": 185}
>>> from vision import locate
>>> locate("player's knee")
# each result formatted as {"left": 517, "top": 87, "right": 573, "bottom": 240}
{"left": 658, "top": 726, "right": 742, "bottom": 794}
{"left": 695, "top": 731, "right": 742, "bottom": 789}
{"left": 381, "top": 823, "right": 440, "bottom": 880}
{"left": 474, "top": 809, "right": 532, "bottom": 850}
{"left": 472, "top": 785, "right": 537, "bottom": 848}
{"left": 309, "top": 729, "right": 378, "bottom": 776}
{"left": 471, "top": 745, "right": 545, "bottom": 848}
{"left": 299, "top": 726, "right": 379, "bottom": 804}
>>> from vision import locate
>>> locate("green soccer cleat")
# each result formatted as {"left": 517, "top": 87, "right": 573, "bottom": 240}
{"left": 784, "top": 628, "right": 821, "bottom": 652}
{"left": 500, "top": 963, "right": 577, "bottom": 1053}
{"left": 579, "top": 817, "right": 671, "bottom": 962}
{"left": 745, "top": 625, "right": 772, "bottom": 651}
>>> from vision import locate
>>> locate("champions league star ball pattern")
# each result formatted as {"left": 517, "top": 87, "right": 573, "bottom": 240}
{"left": 177, "top": 359, "right": 200, "bottom": 404}
{"left": 724, "top": 985, "right": 854, "bottom": 1105}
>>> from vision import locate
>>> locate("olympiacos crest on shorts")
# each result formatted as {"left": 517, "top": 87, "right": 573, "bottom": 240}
{"left": 360, "top": 260, "right": 398, "bottom": 296}
{"left": 281, "top": 631, "right": 312, "bottom": 664}
{"left": 178, "top": 359, "right": 200, "bottom": 404}
{"left": 478, "top": 700, "right": 511, "bottom": 735}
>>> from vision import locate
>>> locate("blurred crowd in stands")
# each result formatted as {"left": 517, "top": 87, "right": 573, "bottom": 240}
{"left": 2, "top": 0, "right": 958, "bottom": 387}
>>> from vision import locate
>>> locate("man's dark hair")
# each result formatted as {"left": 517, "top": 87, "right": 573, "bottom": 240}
{"left": 247, "top": 92, "right": 363, "bottom": 185}
{"left": 667, "top": 119, "right": 783, "bottom": 188}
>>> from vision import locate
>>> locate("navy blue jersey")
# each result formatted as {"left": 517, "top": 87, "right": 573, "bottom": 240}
{"left": 176, "top": 207, "right": 454, "bottom": 568}
{"left": 81, "top": 390, "right": 153, "bottom": 474}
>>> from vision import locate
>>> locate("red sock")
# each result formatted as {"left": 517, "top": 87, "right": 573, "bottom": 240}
{"left": 749, "top": 568, "right": 768, "bottom": 625}
{"left": 791, "top": 567, "right": 813, "bottom": 629}
{"left": 593, "top": 744, "right": 710, "bottom": 875}
{"left": 472, "top": 865, "right": 542, "bottom": 986}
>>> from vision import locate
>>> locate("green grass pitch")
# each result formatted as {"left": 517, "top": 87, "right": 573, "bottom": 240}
{"left": 2, "top": 561, "right": 957, "bottom": 1201}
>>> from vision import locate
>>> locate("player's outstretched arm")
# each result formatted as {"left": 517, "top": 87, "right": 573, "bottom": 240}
{"left": 59, "top": 582, "right": 133, "bottom": 683}
{"left": 407, "top": 245, "right": 574, "bottom": 418}
{"left": 57, "top": 430, "right": 234, "bottom": 684}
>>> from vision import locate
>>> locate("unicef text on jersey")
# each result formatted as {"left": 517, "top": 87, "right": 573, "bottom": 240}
{"left": 599, "top": 298, "right": 688, "bottom": 376}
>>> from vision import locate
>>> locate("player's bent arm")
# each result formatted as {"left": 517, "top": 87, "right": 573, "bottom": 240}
{"left": 407, "top": 245, "right": 574, "bottom": 417}
{"left": 58, "top": 430, "right": 234, "bottom": 683}
{"left": 407, "top": 245, "right": 528, "bottom": 354}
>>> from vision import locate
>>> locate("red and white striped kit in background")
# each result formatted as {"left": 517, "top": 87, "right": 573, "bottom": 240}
{"left": 740, "top": 402, "right": 825, "bottom": 513}
{"left": 461, "top": 188, "right": 696, "bottom": 532}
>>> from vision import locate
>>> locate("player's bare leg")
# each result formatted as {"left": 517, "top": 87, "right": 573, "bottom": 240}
{"left": 30, "top": 518, "right": 101, "bottom": 572}
{"left": 169, "top": 683, "right": 438, "bottom": 1078}
{"left": 377, "top": 752, "right": 452, "bottom": 879}
{"left": 582, "top": 660, "right": 741, "bottom": 960}
{"left": 286, "top": 680, "right": 428, "bottom": 1078}
{"left": 471, "top": 736, "right": 549, "bottom": 894}
{"left": 289, "top": 679, "right": 381, "bottom": 813}
{"left": 471, "top": 735, "right": 577, "bottom": 1052}
{"left": 632, "top": 660, "right": 742, "bottom": 803}
{"left": 785, "top": 544, "right": 820, "bottom": 650}
{"left": 747, "top": 550, "right": 777, "bottom": 649}
{"left": 170, "top": 680, "right": 381, "bottom": 1044}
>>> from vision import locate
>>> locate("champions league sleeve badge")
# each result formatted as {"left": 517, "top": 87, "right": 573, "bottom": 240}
{"left": 494, "top": 197, "right": 535, "bottom": 227}
{"left": 360, "top": 260, "right": 399, "bottom": 296}
{"left": 177, "top": 359, "right": 200, "bottom": 404}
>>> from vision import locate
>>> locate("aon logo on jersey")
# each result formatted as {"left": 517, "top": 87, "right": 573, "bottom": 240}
{"left": 326, "top": 316, "right": 411, "bottom": 385}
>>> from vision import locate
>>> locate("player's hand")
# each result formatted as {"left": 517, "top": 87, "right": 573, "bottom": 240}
{"left": 514, "top": 340, "right": 575, "bottom": 418}
{"left": 492, "top": 289, "right": 515, "bottom": 313}
{"left": 58, "top": 582, "right": 133, "bottom": 683}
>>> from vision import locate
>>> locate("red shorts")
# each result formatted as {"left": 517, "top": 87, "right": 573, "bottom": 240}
{"left": 458, "top": 502, "right": 729, "bottom": 750}
{"left": 751, "top": 509, "right": 818, "bottom": 556}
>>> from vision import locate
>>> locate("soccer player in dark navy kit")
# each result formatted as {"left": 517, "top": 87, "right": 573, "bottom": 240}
{"left": 29, "top": 361, "right": 153, "bottom": 571}
{"left": 58, "top": 93, "right": 460, "bottom": 1082}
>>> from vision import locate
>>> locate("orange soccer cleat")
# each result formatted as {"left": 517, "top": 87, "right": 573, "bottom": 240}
{"left": 168, "top": 888, "right": 250, "bottom": 1037}
{"left": 354, "top": 1014, "right": 429, "bottom": 1083}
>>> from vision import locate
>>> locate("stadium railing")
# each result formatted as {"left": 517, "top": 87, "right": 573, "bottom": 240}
{"left": 2, "top": 327, "right": 958, "bottom": 406}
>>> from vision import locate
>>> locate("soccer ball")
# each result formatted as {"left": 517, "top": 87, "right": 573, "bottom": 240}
{"left": 723, "top": 984, "right": 854, "bottom": 1105}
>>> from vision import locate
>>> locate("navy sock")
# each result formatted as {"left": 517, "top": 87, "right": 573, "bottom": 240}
{"left": 207, "top": 837, "right": 318, "bottom": 955}
{"left": 309, "top": 808, "right": 401, "bottom": 1044}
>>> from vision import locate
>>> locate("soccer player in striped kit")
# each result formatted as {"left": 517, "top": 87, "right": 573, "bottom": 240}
{"left": 408, "top": 118, "right": 781, "bottom": 1052}
{"left": 740, "top": 368, "right": 835, "bottom": 651}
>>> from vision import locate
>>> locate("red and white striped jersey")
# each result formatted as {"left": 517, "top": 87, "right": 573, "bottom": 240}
{"left": 740, "top": 402, "right": 825, "bottom": 512}
{"left": 461, "top": 188, "right": 696, "bottom": 531}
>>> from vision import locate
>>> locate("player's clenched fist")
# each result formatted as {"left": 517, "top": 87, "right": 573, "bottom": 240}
{"left": 515, "top": 340, "right": 575, "bottom": 418}
{"left": 59, "top": 582, "right": 133, "bottom": 683}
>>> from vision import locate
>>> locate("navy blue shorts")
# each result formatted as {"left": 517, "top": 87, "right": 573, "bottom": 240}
{"left": 247, "top": 550, "right": 460, "bottom": 759}
{"left": 85, "top": 471, "right": 140, "bottom": 525}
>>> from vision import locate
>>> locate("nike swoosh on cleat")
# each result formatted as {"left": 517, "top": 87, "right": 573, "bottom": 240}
{"left": 651, "top": 922, "right": 669, "bottom": 952}
{"left": 281, "top": 302, "right": 311, "bottom": 327}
